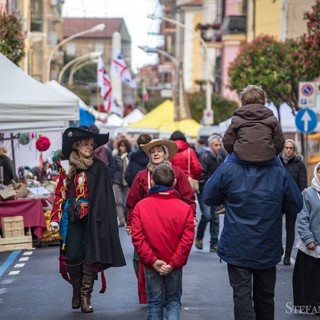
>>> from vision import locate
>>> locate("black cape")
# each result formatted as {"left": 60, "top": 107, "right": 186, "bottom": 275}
{"left": 85, "top": 159, "right": 126, "bottom": 269}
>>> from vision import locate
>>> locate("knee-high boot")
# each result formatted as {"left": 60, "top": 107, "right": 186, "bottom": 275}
{"left": 81, "top": 263, "right": 95, "bottom": 313}
{"left": 66, "top": 263, "right": 82, "bottom": 309}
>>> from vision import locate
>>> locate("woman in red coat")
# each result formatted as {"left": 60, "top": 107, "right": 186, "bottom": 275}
{"left": 169, "top": 130, "right": 201, "bottom": 181}
{"left": 126, "top": 139, "right": 196, "bottom": 304}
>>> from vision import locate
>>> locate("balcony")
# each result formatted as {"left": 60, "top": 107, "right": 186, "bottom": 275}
{"left": 221, "top": 15, "right": 247, "bottom": 35}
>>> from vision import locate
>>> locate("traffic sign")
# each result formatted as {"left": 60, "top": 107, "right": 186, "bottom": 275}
{"left": 299, "top": 81, "right": 316, "bottom": 108}
{"left": 295, "top": 108, "right": 318, "bottom": 133}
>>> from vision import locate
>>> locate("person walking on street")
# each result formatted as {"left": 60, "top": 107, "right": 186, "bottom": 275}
{"left": 126, "top": 139, "right": 196, "bottom": 304}
{"left": 169, "top": 130, "right": 201, "bottom": 182}
{"left": 195, "top": 134, "right": 223, "bottom": 253}
{"left": 293, "top": 162, "right": 320, "bottom": 315}
{"left": 131, "top": 164, "right": 194, "bottom": 320}
{"left": 113, "top": 138, "right": 131, "bottom": 227}
{"left": 48, "top": 126, "right": 126, "bottom": 313}
{"left": 280, "top": 139, "right": 307, "bottom": 265}
{"left": 125, "top": 133, "right": 152, "bottom": 187}
{"left": 202, "top": 154, "right": 303, "bottom": 320}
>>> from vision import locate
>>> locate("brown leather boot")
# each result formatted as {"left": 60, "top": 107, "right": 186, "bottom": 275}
{"left": 81, "top": 263, "right": 95, "bottom": 313}
{"left": 66, "top": 263, "right": 82, "bottom": 309}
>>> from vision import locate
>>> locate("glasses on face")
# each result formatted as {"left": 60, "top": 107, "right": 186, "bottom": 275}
{"left": 213, "top": 144, "right": 222, "bottom": 147}
{"left": 285, "top": 147, "right": 294, "bottom": 150}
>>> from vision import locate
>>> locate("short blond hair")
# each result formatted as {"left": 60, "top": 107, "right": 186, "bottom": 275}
{"left": 0, "top": 146, "right": 8, "bottom": 155}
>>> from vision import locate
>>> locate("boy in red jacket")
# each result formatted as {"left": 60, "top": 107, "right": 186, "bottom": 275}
{"left": 131, "top": 164, "right": 195, "bottom": 320}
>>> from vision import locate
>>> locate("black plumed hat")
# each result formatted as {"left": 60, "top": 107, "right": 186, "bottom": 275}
{"left": 62, "top": 125, "right": 109, "bottom": 159}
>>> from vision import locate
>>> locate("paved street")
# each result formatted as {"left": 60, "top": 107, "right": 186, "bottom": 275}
{"left": 0, "top": 216, "right": 311, "bottom": 320}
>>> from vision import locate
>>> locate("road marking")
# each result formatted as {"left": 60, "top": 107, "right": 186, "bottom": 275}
{"left": 19, "top": 257, "right": 29, "bottom": 262}
{"left": 0, "top": 251, "right": 21, "bottom": 278}
{"left": 1, "top": 279, "right": 14, "bottom": 285}
{"left": 22, "top": 251, "right": 33, "bottom": 256}
{"left": 8, "top": 271, "right": 20, "bottom": 276}
{"left": 0, "top": 288, "right": 7, "bottom": 294}
{"left": 14, "top": 263, "right": 25, "bottom": 268}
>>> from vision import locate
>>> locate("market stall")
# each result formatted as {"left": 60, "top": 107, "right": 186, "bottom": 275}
{"left": 0, "top": 53, "right": 78, "bottom": 249}
{"left": 0, "top": 198, "right": 46, "bottom": 238}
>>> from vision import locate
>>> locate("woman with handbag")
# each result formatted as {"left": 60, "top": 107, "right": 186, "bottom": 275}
{"left": 169, "top": 130, "right": 201, "bottom": 193}
{"left": 292, "top": 162, "right": 320, "bottom": 315}
{"left": 126, "top": 138, "right": 196, "bottom": 304}
{"left": 48, "top": 126, "right": 126, "bottom": 313}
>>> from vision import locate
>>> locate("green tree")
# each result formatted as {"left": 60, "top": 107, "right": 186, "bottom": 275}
{"left": 228, "top": 2, "right": 320, "bottom": 123}
{"left": 188, "top": 92, "right": 238, "bottom": 124}
{"left": 0, "top": 12, "right": 25, "bottom": 65}
{"left": 299, "top": 1, "right": 320, "bottom": 81}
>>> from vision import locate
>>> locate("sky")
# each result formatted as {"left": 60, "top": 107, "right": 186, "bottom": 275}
{"left": 62, "top": 0, "right": 161, "bottom": 71}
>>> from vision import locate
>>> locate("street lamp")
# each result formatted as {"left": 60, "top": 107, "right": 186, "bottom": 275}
{"left": 138, "top": 45, "right": 190, "bottom": 121}
{"left": 148, "top": 14, "right": 213, "bottom": 124}
{"left": 138, "top": 45, "right": 179, "bottom": 65}
{"left": 57, "top": 52, "right": 102, "bottom": 83}
{"left": 68, "top": 60, "right": 98, "bottom": 86}
{"left": 46, "top": 23, "right": 105, "bottom": 82}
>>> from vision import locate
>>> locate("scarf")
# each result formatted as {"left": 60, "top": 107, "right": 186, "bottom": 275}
{"left": 66, "top": 150, "right": 94, "bottom": 185}
{"left": 311, "top": 162, "right": 320, "bottom": 192}
{"left": 147, "top": 159, "right": 172, "bottom": 173}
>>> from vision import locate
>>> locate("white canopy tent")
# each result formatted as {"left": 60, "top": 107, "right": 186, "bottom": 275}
{"left": 123, "top": 109, "right": 144, "bottom": 124}
{"left": 0, "top": 53, "right": 79, "bottom": 132}
{"left": 47, "top": 80, "right": 108, "bottom": 123}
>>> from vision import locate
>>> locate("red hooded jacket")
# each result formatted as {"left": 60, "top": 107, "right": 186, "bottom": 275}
{"left": 170, "top": 140, "right": 201, "bottom": 180}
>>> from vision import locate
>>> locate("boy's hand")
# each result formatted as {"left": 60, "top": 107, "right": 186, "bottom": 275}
{"left": 159, "top": 264, "right": 172, "bottom": 276}
{"left": 152, "top": 260, "right": 166, "bottom": 272}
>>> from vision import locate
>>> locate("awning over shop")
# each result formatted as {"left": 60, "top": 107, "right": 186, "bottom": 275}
{"left": 0, "top": 53, "right": 79, "bottom": 132}
{"left": 128, "top": 100, "right": 201, "bottom": 138}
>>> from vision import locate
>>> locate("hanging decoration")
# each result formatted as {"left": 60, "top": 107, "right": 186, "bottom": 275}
{"left": 18, "top": 133, "right": 30, "bottom": 145}
{"left": 36, "top": 136, "right": 51, "bottom": 152}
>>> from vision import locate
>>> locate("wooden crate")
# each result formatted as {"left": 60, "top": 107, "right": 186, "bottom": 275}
{"left": 0, "top": 236, "right": 33, "bottom": 252}
{"left": 0, "top": 216, "right": 33, "bottom": 252}
{"left": 1, "top": 216, "right": 25, "bottom": 238}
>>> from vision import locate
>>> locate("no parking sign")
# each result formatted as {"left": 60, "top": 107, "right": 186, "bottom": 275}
{"left": 299, "top": 82, "right": 316, "bottom": 108}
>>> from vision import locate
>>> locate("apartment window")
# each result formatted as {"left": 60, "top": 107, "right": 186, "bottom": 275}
{"left": 95, "top": 42, "right": 104, "bottom": 55}
{"left": 66, "top": 43, "right": 76, "bottom": 56}
{"left": 30, "top": 0, "right": 43, "bottom": 32}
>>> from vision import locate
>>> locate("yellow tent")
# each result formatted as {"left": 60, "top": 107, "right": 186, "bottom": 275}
{"left": 128, "top": 100, "right": 202, "bottom": 138}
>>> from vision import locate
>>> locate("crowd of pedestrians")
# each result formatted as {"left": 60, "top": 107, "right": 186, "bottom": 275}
{"left": 47, "top": 85, "right": 320, "bottom": 319}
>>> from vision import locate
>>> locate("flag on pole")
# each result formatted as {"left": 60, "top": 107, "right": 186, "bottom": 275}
{"left": 111, "top": 50, "right": 137, "bottom": 89}
{"left": 97, "top": 56, "right": 115, "bottom": 113}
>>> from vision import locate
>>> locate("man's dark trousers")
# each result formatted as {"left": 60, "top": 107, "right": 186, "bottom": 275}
{"left": 227, "top": 264, "right": 276, "bottom": 320}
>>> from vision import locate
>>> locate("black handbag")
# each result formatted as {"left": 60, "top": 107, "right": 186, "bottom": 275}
{"left": 67, "top": 179, "right": 80, "bottom": 223}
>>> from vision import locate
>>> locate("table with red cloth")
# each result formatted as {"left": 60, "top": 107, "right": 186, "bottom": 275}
{"left": 0, "top": 198, "right": 47, "bottom": 238}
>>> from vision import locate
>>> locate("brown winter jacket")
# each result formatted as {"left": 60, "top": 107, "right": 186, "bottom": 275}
{"left": 223, "top": 104, "right": 285, "bottom": 162}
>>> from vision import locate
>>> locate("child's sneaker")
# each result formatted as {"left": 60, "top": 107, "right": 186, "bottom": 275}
{"left": 215, "top": 205, "right": 225, "bottom": 214}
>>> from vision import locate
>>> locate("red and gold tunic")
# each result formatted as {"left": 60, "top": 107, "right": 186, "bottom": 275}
{"left": 50, "top": 168, "right": 90, "bottom": 223}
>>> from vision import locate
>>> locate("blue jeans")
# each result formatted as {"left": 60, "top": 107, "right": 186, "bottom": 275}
{"left": 196, "top": 193, "right": 219, "bottom": 245}
{"left": 145, "top": 268, "right": 182, "bottom": 320}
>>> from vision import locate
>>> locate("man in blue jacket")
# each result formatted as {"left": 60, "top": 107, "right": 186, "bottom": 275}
{"left": 203, "top": 153, "right": 303, "bottom": 320}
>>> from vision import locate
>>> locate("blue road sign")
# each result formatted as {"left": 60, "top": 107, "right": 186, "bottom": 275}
{"left": 295, "top": 108, "right": 318, "bottom": 133}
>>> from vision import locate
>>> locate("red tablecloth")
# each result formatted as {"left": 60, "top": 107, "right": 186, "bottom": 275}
{"left": 0, "top": 198, "right": 47, "bottom": 238}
